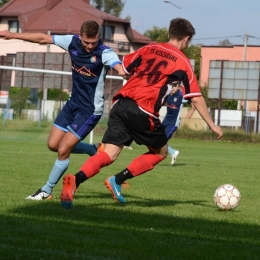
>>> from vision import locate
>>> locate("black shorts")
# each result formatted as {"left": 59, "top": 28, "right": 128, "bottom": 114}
{"left": 102, "top": 98, "right": 168, "bottom": 149}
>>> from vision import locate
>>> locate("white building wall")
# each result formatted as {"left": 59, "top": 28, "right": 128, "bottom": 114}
{"left": 113, "top": 24, "right": 128, "bottom": 42}
{"left": 0, "top": 40, "right": 66, "bottom": 56}
{"left": 0, "top": 17, "right": 67, "bottom": 55}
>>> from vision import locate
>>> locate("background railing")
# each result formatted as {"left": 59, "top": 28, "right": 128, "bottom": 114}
{"left": 0, "top": 65, "right": 259, "bottom": 143}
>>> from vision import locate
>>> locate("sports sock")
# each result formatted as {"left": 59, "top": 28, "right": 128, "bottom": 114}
{"left": 127, "top": 152, "right": 164, "bottom": 177}
{"left": 71, "top": 142, "right": 97, "bottom": 156}
{"left": 168, "top": 145, "right": 175, "bottom": 156}
{"left": 80, "top": 151, "right": 111, "bottom": 178}
{"left": 115, "top": 168, "right": 133, "bottom": 185}
{"left": 75, "top": 171, "right": 88, "bottom": 188}
{"left": 41, "top": 158, "right": 70, "bottom": 194}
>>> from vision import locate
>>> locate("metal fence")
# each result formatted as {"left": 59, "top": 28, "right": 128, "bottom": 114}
{"left": 0, "top": 59, "right": 125, "bottom": 141}
{"left": 0, "top": 61, "right": 259, "bottom": 142}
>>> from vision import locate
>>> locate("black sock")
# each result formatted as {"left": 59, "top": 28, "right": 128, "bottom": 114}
{"left": 115, "top": 168, "right": 133, "bottom": 185}
{"left": 75, "top": 171, "right": 88, "bottom": 188}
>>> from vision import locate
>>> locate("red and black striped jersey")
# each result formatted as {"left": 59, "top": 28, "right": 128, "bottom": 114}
{"left": 113, "top": 42, "right": 201, "bottom": 117}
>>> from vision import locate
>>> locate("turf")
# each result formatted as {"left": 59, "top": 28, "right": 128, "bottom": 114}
{"left": 0, "top": 138, "right": 259, "bottom": 259}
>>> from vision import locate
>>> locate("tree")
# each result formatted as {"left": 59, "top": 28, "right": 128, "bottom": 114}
{"left": 90, "top": 0, "right": 125, "bottom": 17}
{"left": 0, "top": 0, "right": 9, "bottom": 7}
{"left": 124, "top": 15, "right": 131, "bottom": 22}
{"left": 183, "top": 45, "right": 201, "bottom": 80}
{"left": 218, "top": 39, "right": 233, "bottom": 46}
{"left": 144, "top": 26, "right": 168, "bottom": 42}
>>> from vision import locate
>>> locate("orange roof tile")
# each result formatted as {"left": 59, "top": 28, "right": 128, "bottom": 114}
{"left": 0, "top": 0, "right": 151, "bottom": 43}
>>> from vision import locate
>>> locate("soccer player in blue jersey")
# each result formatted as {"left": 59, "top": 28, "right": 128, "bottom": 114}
{"left": 0, "top": 21, "right": 125, "bottom": 200}
{"left": 162, "top": 82, "right": 195, "bottom": 165}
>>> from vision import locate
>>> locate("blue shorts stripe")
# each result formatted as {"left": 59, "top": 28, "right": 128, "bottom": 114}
{"left": 165, "top": 125, "right": 177, "bottom": 139}
{"left": 53, "top": 123, "right": 68, "bottom": 132}
{"left": 77, "top": 115, "right": 96, "bottom": 136}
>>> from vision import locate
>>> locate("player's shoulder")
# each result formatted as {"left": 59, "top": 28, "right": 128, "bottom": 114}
{"left": 177, "top": 90, "right": 183, "bottom": 98}
{"left": 147, "top": 41, "right": 167, "bottom": 47}
{"left": 143, "top": 42, "right": 168, "bottom": 50}
{"left": 53, "top": 34, "right": 74, "bottom": 42}
{"left": 98, "top": 41, "right": 112, "bottom": 51}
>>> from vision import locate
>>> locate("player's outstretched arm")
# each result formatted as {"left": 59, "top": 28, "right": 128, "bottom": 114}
{"left": 0, "top": 30, "right": 53, "bottom": 44}
{"left": 191, "top": 96, "right": 223, "bottom": 139}
{"left": 113, "top": 63, "right": 127, "bottom": 79}
{"left": 186, "top": 103, "right": 196, "bottom": 119}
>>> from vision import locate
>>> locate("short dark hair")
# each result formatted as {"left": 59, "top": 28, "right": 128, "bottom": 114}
{"left": 80, "top": 21, "right": 101, "bottom": 38}
{"left": 168, "top": 18, "right": 195, "bottom": 41}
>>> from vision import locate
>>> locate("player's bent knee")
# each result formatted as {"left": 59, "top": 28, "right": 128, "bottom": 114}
{"left": 57, "top": 146, "right": 71, "bottom": 159}
{"left": 47, "top": 142, "right": 58, "bottom": 152}
{"left": 109, "top": 154, "right": 119, "bottom": 163}
{"left": 151, "top": 145, "right": 168, "bottom": 159}
{"left": 160, "top": 145, "right": 169, "bottom": 159}
{"left": 161, "top": 151, "right": 168, "bottom": 159}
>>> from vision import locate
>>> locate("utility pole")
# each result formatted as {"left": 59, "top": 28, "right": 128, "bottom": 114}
{"left": 243, "top": 32, "right": 248, "bottom": 61}
{"left": 43, "top": 30, "right": 51, "bottom": 101}
{"left": 237, "top": 32, "right": 248, "bottom": 110}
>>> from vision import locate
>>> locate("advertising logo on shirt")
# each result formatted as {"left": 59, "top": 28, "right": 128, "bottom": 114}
{"left": 90, "top": 56, "right": 96, "bottom": 63}
{"left": 71, "top": 50, "right": 78, "bottom": 56}
{"left": 168, "top": 104, "right": 178, "bottom": 109}
{"left": 73, "top": 65, "right": 97, "bottom": 77}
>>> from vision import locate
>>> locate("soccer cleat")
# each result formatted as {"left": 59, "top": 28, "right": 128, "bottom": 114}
{"left": 123, "top": 146, "right": 133, "bottom": 150}
{"left": 26, "top": 189, "right": 52, "bottom": 201}
{"left": 96, "top": 143, "right": 104, "bottom": 154}
{"left": 60, "top": 174, "right": 77, "bottom": 209}
{"left": 171, "top": 150, "right": 179, "bottom": 165}
{"left": 104, "top": 176, "right": 126, "bottom": 203}
{"left": 121, "top": 182, "right": 130, "bottom": 189}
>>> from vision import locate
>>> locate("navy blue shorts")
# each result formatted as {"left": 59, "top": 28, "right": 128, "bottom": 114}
{"left": 102, "top": 98, "right": 168, "bottom": 149}
{"left": 163, "top": 124, "right": 177, "bottom": 139}
{"left": 53, "top": 100, "right": 101, "bottom": 140}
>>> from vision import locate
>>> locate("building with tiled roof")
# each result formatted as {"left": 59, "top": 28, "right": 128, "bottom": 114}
{"left": 0, "top": 0, "right": 151, "bottom": 56}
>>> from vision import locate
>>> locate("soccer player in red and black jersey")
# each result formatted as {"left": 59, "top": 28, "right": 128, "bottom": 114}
{"left": 60, "top": 18, "right": 223, "bottom": 208}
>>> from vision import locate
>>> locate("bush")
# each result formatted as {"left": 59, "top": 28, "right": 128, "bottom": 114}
{"left": 174, "top": 124, "right": 260, "bottom": 143}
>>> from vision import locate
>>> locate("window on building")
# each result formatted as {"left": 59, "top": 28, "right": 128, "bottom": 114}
{"left": 8, "top": 20, "right": 21, "bottom": 33}
{"left": 101, "top": 25, "right": 114, "bottom": 41}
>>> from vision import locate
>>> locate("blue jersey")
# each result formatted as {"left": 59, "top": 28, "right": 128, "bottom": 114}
{"left": 53, "top": 35, "right": 122, "bottom": 115}
{"left": 162, "top": 90, "right": 184, "bottom": 128}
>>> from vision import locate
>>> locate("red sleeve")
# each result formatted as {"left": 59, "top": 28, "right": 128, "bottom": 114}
{"left": 122, "top": 48, "right": 143, "bottom": 75}
{"left": 181, "top": 59, "right": 202, "bottom": 99}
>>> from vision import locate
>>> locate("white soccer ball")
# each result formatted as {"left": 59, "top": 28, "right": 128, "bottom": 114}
{"left": 213, "top": 184, "right": 241, "bottom": 210}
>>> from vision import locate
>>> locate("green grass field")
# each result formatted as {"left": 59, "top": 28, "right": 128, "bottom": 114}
{"left": 0, "top": 137, "right": 260, "bottom": 259}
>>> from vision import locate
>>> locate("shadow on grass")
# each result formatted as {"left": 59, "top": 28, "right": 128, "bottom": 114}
{"left": 76, "top": 191, "right": 208, "bottom": 208}
{"left": 159, "top": 162, "right": 201, "bottom": 167}
{"left": 0, "top": 195, "right": 259, "bottom": 260}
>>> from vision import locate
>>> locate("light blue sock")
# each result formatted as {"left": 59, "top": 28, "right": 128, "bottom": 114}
{"left": 41, "top": 158, "right": 70, "bottom": 194}
{"left": 71, "top": 142, "right": 97, "bottom": 156}
{"left": 168, "top": 145, "right": 175, "bottom": 156}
